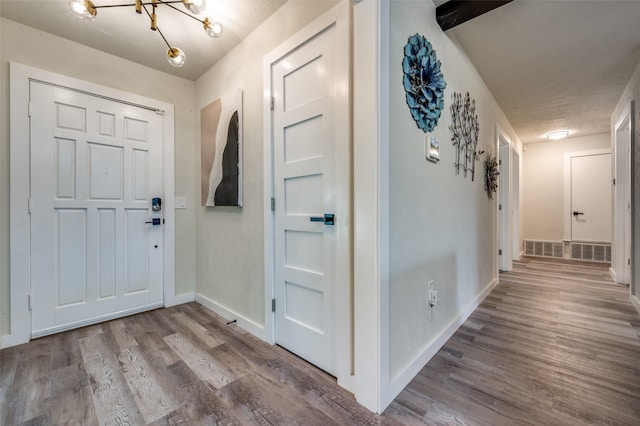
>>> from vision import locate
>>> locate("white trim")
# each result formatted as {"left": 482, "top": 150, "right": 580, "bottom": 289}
{"left": 630, "top": 294, "right": 640, "bottom": 315}
{"left": 31, "top": 302, "right": 164, "bottom": 339}
{"left": 166, "top": 293, "right": 196, "bottom": 307}
{"left": 497, "top": 128, "right": 513, "bottom": 272}
{"left": 7, "top": 62, "right": 176, "bottom": 348}
{"left": 262, "top": 0, "right": 352, "bottom": 391}
{"left": 379, "top": 277, "right": 499, "bottom": 410}
{"left": 195, "top": 293, "right": 270, "bottom": 343}
{"left": 563, "top": 148, "right": 611, "bottom": 241}
{"left": 612, "top": 109, "right": 632, "bottom": 285}
{"left": 352, "top": 0, "right": 388, "bottom": 413}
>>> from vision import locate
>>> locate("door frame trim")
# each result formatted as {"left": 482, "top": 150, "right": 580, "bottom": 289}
{"left": 497, "top": 127, "right": 512, "bottom": 272}
{"left": 562, "top": 148, "right": 611, "bottom": 242}
{"left": 262, "top": 1, "right": 352, "bottom": 389}
{"left": 5, "top": 62, "right": 176, "bottom": 348}
{"left": 612, "top": 109, "right": 632, "bottom": 284}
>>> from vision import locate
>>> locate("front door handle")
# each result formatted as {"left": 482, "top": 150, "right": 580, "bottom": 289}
{"left": 573, "top": 211, "right": 584, "bottom": 216}
{"left": 310, "top": 214, "right": 335, "bottom": 226}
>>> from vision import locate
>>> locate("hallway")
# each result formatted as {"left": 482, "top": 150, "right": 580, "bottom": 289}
{"left": 384, "top": 258, "right": 640, "bottom": 425}
{"left": 1, "top": 258, "right": 639, "bottom": 424}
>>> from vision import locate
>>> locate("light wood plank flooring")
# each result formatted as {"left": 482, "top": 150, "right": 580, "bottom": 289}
{"left": 1, "top": 257, "right": 639, "bottom": 425}
{"left": 384, "top": 258, "right": 640, "bottom": 425}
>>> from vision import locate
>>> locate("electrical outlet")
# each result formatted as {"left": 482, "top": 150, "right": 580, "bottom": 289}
{"left": 428, "top": 280, "right": 438, "bottom": 307}
{"left": 429, "top": 290, "right": 439, "bottom": 307}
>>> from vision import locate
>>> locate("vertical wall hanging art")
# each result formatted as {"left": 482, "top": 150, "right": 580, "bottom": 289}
{"left": 449, "top": 91, "right": 482, "bottom": 181}
{"left": 484, "top": 151, "right": 499, "bottom": 199}
{"left": 402, "top": 34, "right": 447, "bottom": 133}
{"left": 201, "top": 88, "right": 243, "bottom": 207}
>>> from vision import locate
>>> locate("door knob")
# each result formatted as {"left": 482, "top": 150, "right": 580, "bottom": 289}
{"left": 310, "top": 214, "right": 335, "bottom": 226}
{"left": 573, "top": 211, "right": 584, "bottom": 216}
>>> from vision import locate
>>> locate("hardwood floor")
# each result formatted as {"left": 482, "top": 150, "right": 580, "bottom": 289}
{"left": 1, "top": 257, "right": 639, "bottom": 425}
{"left": 384, "top": 258, "right": 640, "bottom": 425}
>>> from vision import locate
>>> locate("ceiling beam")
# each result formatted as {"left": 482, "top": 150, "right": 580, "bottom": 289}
{"left": 436, "top": 0, "right": 515, "bottom": 31}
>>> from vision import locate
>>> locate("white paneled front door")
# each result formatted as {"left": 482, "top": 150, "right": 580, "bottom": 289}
{"left": 271, "top": 24, "right": 339, "bottom": 375}
{"left": 30, "top": 81, "right": 164, "bottom": 337}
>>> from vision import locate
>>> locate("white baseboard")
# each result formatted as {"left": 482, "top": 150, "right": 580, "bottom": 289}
{"left": 631, "top": 294, "right": 640, "bottom": 315}
{"left": 165, "top": 292, "right": 195, "bottom": 307}
{"left": 379, "top": 277, "right": 499, "bottom": 411}
{"left": 31, "top": 302, "right": 164, "bottom": 339}
{"left": 195, "top": 293, "right": 271, "bottom": 343}
{"left": 0, "top": 333, "right": 29, "bottom": 349}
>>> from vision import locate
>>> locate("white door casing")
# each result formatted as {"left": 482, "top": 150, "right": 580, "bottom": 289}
{"left": 614, "top": 115, "right": 631, "bottom": 284}
{"left": 29, "top": 82, "right": 164, "bottom": 337}
{"left": 7, "top": 62, "right": 175, "bottom": 348}
{"left": 264, "top": 2, "right": 350, "bottom": 381}
{"left": 511, "top": 149, "right": 521, "bottom": 261}
{"left": 571, "top": 153, "right": 612, "bottom": 242}
{"left": 498, "top": 135, "right": 511, "bottom": 271}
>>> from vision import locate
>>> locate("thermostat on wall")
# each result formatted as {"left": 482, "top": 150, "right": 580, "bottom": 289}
{"left": 426, "top": 136, "right": 440, "bottom": 163}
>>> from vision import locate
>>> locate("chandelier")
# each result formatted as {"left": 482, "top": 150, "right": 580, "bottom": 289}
{"left": 69, "top": 0, "right": 223, "bottom": 67}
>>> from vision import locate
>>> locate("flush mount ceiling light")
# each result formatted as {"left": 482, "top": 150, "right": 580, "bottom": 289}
{"left": 69, "top": 0, "right": 223, "bottom": 68}
{"left": 546, "top": 130, "right": 570, "bottom": 140}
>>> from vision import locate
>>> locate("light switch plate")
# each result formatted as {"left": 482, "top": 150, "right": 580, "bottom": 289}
{"left": 175, "top": 196, "right": 187, "bottom": 209}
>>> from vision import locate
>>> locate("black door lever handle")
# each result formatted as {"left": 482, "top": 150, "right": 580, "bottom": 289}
{"left": 573, "top": 211, "right": 584, "bottom": 216}
{"left": 310, "top": 214, "right": 335, "bottom": 226}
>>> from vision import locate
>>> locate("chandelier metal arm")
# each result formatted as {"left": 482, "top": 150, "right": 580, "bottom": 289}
{"left": 92, "top": 1, "right": 207, "bottom": 25}
{"left": 157, "top": 0, "right": 207, "bottom": 25}
{"left": 92, "top": 1, "right": 183, "bottom": 9}
{"left": 140, "top": 2, "right": 172, "bottom": 50}
{"left": 69, "top": 0, "right": 217, "bottom": 67}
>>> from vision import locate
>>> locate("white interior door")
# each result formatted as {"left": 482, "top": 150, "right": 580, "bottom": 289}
{"left": 571, "top": 153, "right": 612, "bottom": 242}
{"left": 30, "top": 81, "right": 164, "bottom": 337}
{"left": 511, "top": 149, "right": 521, "bottom": 261}
{"left": 615, "top": 117, "right": 631, "bottom": 283}
{"left": 499, "top": 140, "right": 511, "bottom": 271}
{"left": 272, "top": 24, "right": 338, "bottom": 375}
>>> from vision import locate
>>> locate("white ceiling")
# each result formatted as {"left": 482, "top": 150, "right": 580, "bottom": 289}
{"left": 0, "top": 0, "right": 286, "bottom": 81}
{"left": 445, "top": 0, "right": 640, "bottom": 144}
{"left": 3, "top": 1, "right": 640, "bottom": 143}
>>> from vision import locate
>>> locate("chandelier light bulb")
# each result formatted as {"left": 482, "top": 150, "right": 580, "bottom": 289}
{"left": 69, "top": 0, "right": 97, "bottom": 20}
{"left": 167, "top": 47, "right": 186, "bottom": 67}
{"left": 183, "top": 0, "right": 206, "bottom": 15}
{"left": 204, "top": 18, "right": 223, "bottom": 38}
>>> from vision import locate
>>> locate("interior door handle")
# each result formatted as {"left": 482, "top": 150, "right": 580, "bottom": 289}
{"left": 310, "top": 214, "right": 335, "bottom": 226}
{"left": 573, "top": 211, "right": 584, "bottom": 216}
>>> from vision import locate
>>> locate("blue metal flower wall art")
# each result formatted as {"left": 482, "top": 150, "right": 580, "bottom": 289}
{"left": 403, "top": 34, "right": 447, "bottom": 133}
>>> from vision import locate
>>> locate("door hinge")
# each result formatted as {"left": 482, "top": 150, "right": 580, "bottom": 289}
{"left": 272, "top": 298, "right": 276, "bottom": 312}
{"left": 28, "top": 102, "right": 32, "bottom": 117}
{"left": 629, "top": 258, "right": 632, "bottom": 266}
{"left": 612, "top": 178, "right": 616, "bottom": 185}
{"left": 28, "top": 198, "right": 31, "bottom": 214}
{"left": 28, "top": 294, "right": 32, "bottom": 310}
{"left": 270, "top": 97, "right": 275, "bottom": 111}
{"left": 271, "top": 197, "right": 275, "bottom": 211}
{"left": 499, "top": 249, "right": 502, "bottom": 255}
{"left": 499, "top": 160, "right": 502, "bottom": 165}
{"left": 499, "top": 204, "right": 502, "bottom": 210}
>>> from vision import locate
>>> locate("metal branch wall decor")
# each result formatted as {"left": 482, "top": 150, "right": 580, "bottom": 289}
{"left": 449, "top": 91, "right": 483, "bottom": 180}
{"left": 402, "top": 34, "right": 447, "bottom": 133}
{"left": 484, "top": 151, "right": 499, "bottom": 199}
